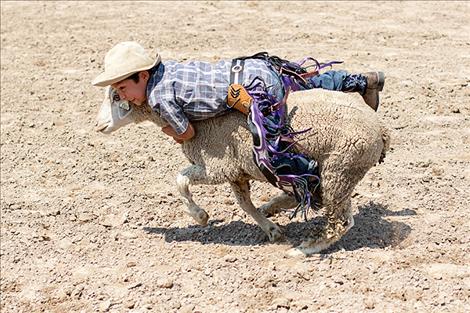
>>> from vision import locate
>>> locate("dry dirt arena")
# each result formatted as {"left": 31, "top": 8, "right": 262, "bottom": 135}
{"left": 1, "top": 1, "right": 469, "bottom": 312}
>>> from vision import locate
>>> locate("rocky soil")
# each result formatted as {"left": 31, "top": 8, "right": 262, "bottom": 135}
{"left": 1, "top": 1, "right": 469, "bottom": 312}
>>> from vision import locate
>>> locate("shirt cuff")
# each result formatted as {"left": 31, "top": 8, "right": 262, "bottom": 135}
{"left": 174, "top": 119, "right": 189, "bottom": 136}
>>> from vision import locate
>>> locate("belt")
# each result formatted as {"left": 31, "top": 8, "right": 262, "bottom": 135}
{"left": 229, "top": 58, "right": 245, "bottom": 85}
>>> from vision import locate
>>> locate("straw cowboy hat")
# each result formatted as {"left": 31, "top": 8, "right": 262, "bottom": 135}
{"left": 92, "top": 41, "right": 161, "bottom": 87}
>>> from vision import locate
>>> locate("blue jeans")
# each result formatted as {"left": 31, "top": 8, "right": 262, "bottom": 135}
{"left": 271, "top": 70, "right": 367, "bottom": 102}
{"left": 308, "top": 70, "right": 347, "bottom": 90}
{"left": 306, "top": 70, "right": 366, "bottom": 94}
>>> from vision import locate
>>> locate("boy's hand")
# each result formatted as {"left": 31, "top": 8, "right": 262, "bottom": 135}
{"left": 161, "top": 123, "right": 195, "bottom": 143}
{"left": 161, "top": 125, "right": 177, "bottom": 137}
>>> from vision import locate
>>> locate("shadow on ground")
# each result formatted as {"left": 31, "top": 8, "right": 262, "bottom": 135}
{"left": 144, "top": 201, "right": 414, "bottom": 252}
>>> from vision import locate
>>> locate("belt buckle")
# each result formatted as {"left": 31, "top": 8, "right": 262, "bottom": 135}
{"left": 231, "top": 64, "right": 243, "bottom": 73}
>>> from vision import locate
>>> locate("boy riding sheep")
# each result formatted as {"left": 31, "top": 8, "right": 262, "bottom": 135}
{"left": 92, "top": 41, "right": 384, "bottom": 144}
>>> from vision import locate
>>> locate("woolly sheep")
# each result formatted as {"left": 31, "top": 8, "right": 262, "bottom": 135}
{"left": 95, "top": 86, "right": 390, "bottom": 256}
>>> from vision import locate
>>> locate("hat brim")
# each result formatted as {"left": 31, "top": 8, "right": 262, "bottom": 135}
{"left": 92, "top": 58, "right": 160, "bottom": 87}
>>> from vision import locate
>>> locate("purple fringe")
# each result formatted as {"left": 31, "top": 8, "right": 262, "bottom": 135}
{"left": 245, "top": 78, "right": 320, "bottom": 221}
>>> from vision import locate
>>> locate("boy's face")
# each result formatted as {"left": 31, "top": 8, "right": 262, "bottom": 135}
{"left": 112, "top": 71, "right": 149, "bottom": 106}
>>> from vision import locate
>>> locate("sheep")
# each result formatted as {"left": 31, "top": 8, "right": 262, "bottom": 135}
{"left": 95, "top": 86, "right": 390, "bottom": 256}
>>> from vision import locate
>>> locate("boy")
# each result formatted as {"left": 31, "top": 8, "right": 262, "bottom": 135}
{"left": 92, "top": 41, "right": 384, "bottom": 143}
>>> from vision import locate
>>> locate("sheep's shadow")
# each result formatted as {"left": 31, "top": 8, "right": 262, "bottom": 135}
{"left": 144, "top": 219, "right": 268, "bottom": 246}
{"left": 284, "top": 201, "right": 414, "bottom": 253}
{"left": 143, "top": 201, "right": 414, "bottom": 252}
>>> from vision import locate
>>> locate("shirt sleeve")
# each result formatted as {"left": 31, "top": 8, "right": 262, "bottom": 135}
{"left": 149, "top": 82, "right": 189, "bottom": 136}
{"left": 158, "top": 98, "right": 189, "bottom": 136}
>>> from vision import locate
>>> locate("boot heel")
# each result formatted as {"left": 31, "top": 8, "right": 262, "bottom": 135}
{"left": 377, "top": 72, "right": 385, "bottom": 91}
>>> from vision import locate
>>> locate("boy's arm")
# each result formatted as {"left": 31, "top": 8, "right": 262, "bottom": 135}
{"left": 156, "top": 96, "right": 195, "bottom": 143}
{"left": 162, "top": 123, "right": 195, "bottom": 143}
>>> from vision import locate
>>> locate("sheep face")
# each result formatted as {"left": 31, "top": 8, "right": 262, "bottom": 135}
{"left": 95, "top": 86, "right": 136, "bottom": 134}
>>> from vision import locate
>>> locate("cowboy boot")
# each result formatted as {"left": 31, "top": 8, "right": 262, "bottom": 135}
{"left": 361, "top": 72, "right": 385, "bottom": 111}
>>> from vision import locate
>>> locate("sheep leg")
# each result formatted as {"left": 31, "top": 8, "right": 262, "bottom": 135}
{"left": 259, "top": 191, "right": 298, "bottom": 217}
{"left": 229, "top": 180, "right": 283, "bottom": 242}
{"left": 288, "top": 198, "right": 354, "bottom": 257}
{"left": 176, "top": 165, "right": 209, "bottom": 226}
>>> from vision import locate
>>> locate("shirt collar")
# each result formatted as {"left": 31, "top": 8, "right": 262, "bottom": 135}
{"left": 146, "top": 62, "right": 165, "bottom": 98}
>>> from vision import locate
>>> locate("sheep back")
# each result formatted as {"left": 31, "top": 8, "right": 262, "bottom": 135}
{"left": 182, "top": 89, "right": 389, "bottom": 196}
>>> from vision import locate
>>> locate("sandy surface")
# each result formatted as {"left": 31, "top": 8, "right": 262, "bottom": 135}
{"left": 1, "top": 1, "right": 469, "bottom": 312}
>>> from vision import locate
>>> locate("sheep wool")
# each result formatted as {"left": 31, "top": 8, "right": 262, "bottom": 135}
{"left": 96, "top": 86, "right": 390, "bottom": 255}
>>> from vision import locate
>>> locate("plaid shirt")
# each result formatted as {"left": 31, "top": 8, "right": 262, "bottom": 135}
{"left": 146, "top": 59, "right": 283, "bottom": 135}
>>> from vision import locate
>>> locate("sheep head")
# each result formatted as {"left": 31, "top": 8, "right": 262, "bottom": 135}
{"left": 95, "top": 86, "right": 166, "bottom": 134}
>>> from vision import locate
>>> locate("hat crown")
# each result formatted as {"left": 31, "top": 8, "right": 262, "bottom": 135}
{"left": 104, "top": 41, "right": 153, "bottom": 76}
{"left": 92, "top": 41, "right": 160, "bottom": 87}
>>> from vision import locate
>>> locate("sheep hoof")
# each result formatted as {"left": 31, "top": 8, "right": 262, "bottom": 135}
{"left": 287, "top": 244, "right": 325, "bottom": 257}
{"left": 188, "top": 209, "right": 209, "bottom": 226}
{"left": 193, "top": 210, "right": 209, "bottom": 226}
{"left": 258, "top": 204, "right": 282, "bottom": 217}
{"left": 286, "top": 248, "right": 307, "bottom": 258}
{"left": 267, "top": 224, "right": 283, "bottom": 242}
{"left": 293, "top": 238, "right": 331, "bottom": 256}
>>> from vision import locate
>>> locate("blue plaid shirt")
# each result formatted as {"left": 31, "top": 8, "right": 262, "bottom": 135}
{"left": 146, "top": 59, "right": 283, "bottom": 135}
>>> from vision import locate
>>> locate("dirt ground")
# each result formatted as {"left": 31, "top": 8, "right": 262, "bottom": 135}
{"left": 1, "top": 1, "right": 469, "bottom": 312}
